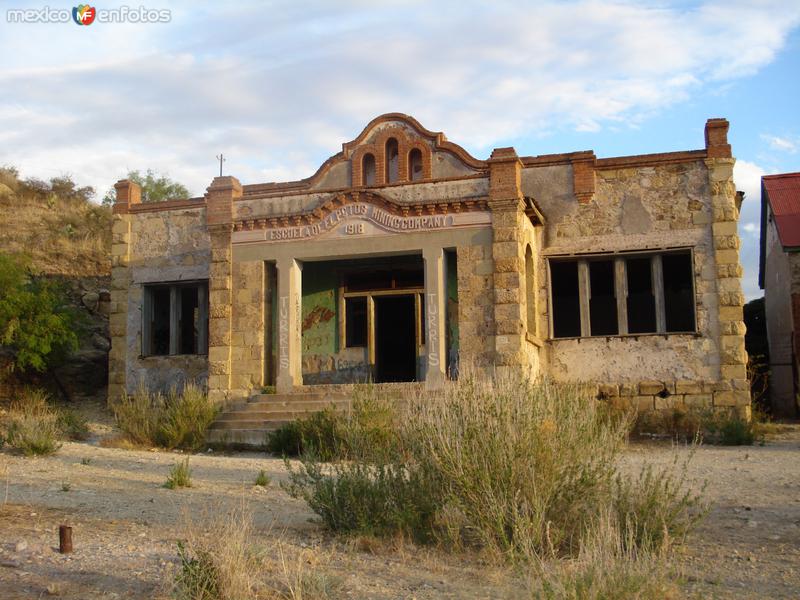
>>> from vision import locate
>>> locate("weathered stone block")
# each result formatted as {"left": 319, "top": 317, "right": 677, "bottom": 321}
{"left": 635, "top": 396, "right": 654, "bottom": 411}
{"left": 675, "top": 380, "right": 702, "bottom": 394}
{"left": 639, "top": 381, "right": 665, "bottom": 395}
{"left": 713, "top": 390, "right": 750, "bottom": 407}
{"left": 684, "top": 394, "right": 712, "bottom": 408}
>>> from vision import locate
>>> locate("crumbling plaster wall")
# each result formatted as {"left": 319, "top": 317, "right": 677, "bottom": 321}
{"left": 530, "top": 160, "right": 724, "bottom": 391}
{"left": 125, "top": 207, "right": 210, "bottom": 393}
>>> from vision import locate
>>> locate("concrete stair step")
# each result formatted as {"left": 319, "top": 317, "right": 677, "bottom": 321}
{"left": 216, "top": 410, "right": 315, "bottom": 422}
{"left": 240, "top": 400, "right": 349, "bottom": 412}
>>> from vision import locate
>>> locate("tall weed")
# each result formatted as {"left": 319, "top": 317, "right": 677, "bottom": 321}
{"left": 286, "top": 371, "right": 706, "bottom": 564}
{"left": 111, "top": 382, "right": 218, "bottom": 450}
{"left": 2, "top": 388, "right": 62, "bottom": 456}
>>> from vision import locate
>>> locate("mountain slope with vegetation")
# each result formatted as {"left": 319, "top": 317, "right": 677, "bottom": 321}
{"left": 0, "top": 167, "right": 111, "bottom": 278}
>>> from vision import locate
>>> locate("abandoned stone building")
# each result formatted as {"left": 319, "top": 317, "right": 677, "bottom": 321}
{"left": 759, "top": 171, "right": 800, "bottom": 417}
{"left": 108, "top": 113, "right": 750, "bottom": 432}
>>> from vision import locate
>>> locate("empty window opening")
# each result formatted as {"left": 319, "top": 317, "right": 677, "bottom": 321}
{"left": 549, "top": 250, "right": 697, "bottom": 339}
{"left": 409, "top": 148, "right": 423, "bottom": 181}
{"left": 362, "top": 153, "right": 376, "bottom": 186}
{"left": 663, "top": 252, "right": 695, "bottom": 332}
{"left": 589, "top": 260, "right": 618, "bottom": 336}
{"left": 144, "top": 282, "right": 208, "bottom": 356}
{"left": 150, "top": 287, "right": 171, "bottom": 355}
{"left": 626, "top": 257, "right": 657, "bottom": 334}
{"left": 345, "top": 296, "right": 367, "bottom": 347}
{"left": 385, "top": 138, "right": 399, "bottom": 183}
{"left": 178, "top": 286, "right": 200, "bottom": 354}
{"left": 551, "top": 261, "right": 581, "bottom": 338}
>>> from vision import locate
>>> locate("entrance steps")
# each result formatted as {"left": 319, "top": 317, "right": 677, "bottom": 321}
{"left": 207, "top": 391, "right": 351, "bottom": 447}
{"left": 206, "top": 383, "right": 424, "bottom": 448}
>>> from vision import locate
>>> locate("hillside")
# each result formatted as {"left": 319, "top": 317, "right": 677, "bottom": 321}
{"left": 0, "top": 167, "right": 112, "bottom": 401}
{"left": 0, "top": 167, "right": 111, "bottom": 277}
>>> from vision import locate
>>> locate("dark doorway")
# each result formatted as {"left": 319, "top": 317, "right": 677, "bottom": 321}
{"left": 375, "top": 295, "right": 417, "bottom": 382}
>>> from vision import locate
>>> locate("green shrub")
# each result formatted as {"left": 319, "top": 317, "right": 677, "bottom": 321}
{"left": 267, "top": 388, "right": 397, "bottom": 461}
{"left": 58, "top": 408, "right": 91, "bottom": 441}
{"left": 110, "top": 383, "right": 161, "bottom": 445}
{"left": 159, "top": 383, "right": 219, "bottom": 451}
{"left": 175, "top": 540, "right": 220, "bottom": 600}
{"left": 0, "top": 253, "right": 83, "bottom": 373}
{"left": 266, "top": 421, "right": 303, "bottom": 456}
{"left": 2, "top": 389, "right": 62, "bottom": 456}
{"left": 111, "top": 382, "right": 218, "bottom": 450}
{"left": 285, "top": 458, "right": 439, "bottom": 541}
{"left": 286, "top": 372, "right": 706, "bottom": 564}
{"left": 254, "top": 470, "right": 271, "bottom": 487}
{"left": 165, "top": 457, "right": 192, "bottom": 489}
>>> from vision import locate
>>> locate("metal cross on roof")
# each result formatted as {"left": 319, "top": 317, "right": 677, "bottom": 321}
{"left": 215, "top": 154, "right": 226, "bottom": 177}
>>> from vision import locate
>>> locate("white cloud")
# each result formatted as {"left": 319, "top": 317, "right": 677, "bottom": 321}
{"left": 734, "top": 159, "right": 773, "bottom": 300}
{"left": 0, "top": 0, "right": 799, "bottom": 201}
{"left": 761, "top": 134, "right": 798, "bottom": 153}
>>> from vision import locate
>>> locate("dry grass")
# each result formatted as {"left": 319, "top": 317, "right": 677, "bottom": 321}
{"left": 110, "top": 382, "right": 219, "bottom": 451}
{"left": 1, "top": 388, "right": 63, "bottom": 456}
{"left": 530, "top": 513, "right": 681, "bottom": 599}
{"left": 0, "top": 166, "right": 111, "bottom": 278}
{"left": 173, "top": 504, "right": 339, "bottom": 599}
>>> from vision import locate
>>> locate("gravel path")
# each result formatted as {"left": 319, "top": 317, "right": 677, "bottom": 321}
{"left": 1, "top": 428, "right": 799, "bottom": 598}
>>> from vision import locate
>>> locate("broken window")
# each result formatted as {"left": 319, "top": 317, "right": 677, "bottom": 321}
{"left": 362, "top": 153, "right": 376, "bottom": 186}
{"left": 550, "top": 261, "right": 581, "bottom": 338}
{"left": 143, "top": 282, "right": 208, "bottom": 356}
{"left": 663, "top": 252, "right": 696, "bottom": 332}
{"left": 409, "top": 148, "right": 423, "bottom": 181}
{"left": 385, "top": 138, "right": 399, "bottom": 183}
{"left": 549, "top": 250, "right": 695, "bottom": 338}
{"left": 345, "top": 296, "right": 367, "bottom": 347}
{"left": 589, "top": 259, "right": 618, "bottom": 336}
{"left": 626, "top": 257, "right": 656, "bottom": 334}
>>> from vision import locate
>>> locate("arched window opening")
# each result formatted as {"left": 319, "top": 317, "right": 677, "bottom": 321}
{"left": 525, "top": 245, "right": 536, "bottom": 335}
{"left": 385, "top": 138, "right": 399, "bottom": 183}
{"left": 363, "top": 153, "right": 376, "bottom": 186}
{"left": 409, "top": 148, "right": 423, "bottom": 181}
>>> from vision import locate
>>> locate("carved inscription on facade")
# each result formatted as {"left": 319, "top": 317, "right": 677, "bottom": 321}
{"left": 268, "top": 203, "right": 453, "bottom": 241}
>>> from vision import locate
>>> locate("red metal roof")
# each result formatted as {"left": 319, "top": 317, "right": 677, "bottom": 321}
{"left": 764, "top": 172, "right": 800, "bottom": 248}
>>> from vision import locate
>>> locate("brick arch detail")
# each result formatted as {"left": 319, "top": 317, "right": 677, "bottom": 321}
{"left": 352, "top": 126, "right": 433, "bottom": 186}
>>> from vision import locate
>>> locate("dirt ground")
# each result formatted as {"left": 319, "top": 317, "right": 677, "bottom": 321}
{"left": 1, "top": 404, "right": 799, "bottom": 599}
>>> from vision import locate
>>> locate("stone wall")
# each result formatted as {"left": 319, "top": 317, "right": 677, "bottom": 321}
{"left": 456, "top": 242, "right": 495, "bottom": 368}
{"left": 531, "top": 150, "right": 748, "bottom": 417}
{"left": 112, "top": 194, "right": 211, "bottom": 396}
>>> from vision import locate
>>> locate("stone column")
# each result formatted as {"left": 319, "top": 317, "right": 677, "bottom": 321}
{"left": 705, "top": 119, "right": 750, "bottom": 418}
{"left": 276, "top": 257, "right": 302, "bottom": 393}
{"left": 108, "top": 179, "right": 141, "bottom": 403}
{"left": 423, "top": 246, "right": 447, "bottom": 389}
{"left": 206, "top": 176, "right": 241, "bottom": 405}
{"left": 487, "top": 148, "right": 527, "bottom": 374}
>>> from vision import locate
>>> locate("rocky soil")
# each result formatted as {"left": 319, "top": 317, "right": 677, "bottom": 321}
{"left": 1, "top": 417, "right": 799, "bottom": 599}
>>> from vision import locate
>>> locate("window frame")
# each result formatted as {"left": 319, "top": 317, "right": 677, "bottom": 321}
{"left": 546, "top": 248, "right": 697, "bottom": 340}
{"left": 141, "top": 280, "right": 209, "bottom": 357}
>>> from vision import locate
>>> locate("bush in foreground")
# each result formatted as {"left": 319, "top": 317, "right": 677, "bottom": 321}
{"left": 285, "top": 372, "right": 706, "bottom": 564}
{"left": 111, "top": 382, "right": 218, "bottom": 451}
{"left": 1, "top": 388, "right": 63, "bottom": 456}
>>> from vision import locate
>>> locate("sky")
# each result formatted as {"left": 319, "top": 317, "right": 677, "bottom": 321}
{"left": 1, "top": 1, "right": 799, "bottom": 300}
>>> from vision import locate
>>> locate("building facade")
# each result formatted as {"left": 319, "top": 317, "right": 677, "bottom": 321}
{"left": 109, "top": 114, "right": 749, "bottom": 417}
{"left": 759, "top": 172, "right": 800, "bottom": 417}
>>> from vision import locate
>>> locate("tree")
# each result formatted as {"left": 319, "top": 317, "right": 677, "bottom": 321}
{"left": 0, "top": 253, "right": 82, "bottom": 372}
{"left": 101, "top": 169, "right": 189, "bottom": 206}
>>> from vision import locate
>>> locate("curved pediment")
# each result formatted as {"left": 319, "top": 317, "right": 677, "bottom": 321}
{"left": 242, "top": 114, "right": 486, "bottom": 199}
